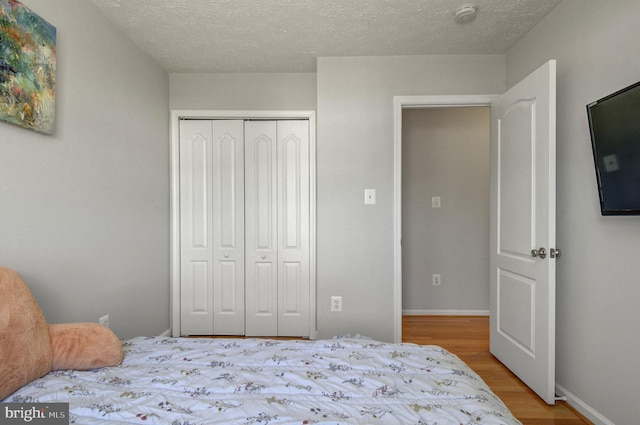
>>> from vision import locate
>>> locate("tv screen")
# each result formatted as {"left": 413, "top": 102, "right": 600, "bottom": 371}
{"left": 587, "top": 81, "right": 640, "bottom": 215}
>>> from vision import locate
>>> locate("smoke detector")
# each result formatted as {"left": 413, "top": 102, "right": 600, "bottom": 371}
{"left": 454, "top": 4, "right": 478, "bottom": 23}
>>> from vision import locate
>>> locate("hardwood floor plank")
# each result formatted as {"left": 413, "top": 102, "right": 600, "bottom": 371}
{"left": 402, "top": 316, "right": 592, "bottom": 425}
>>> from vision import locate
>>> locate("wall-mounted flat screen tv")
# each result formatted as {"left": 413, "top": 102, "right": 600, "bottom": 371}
{"left": 587, "top": 81, "right": 640, "bottom": 215}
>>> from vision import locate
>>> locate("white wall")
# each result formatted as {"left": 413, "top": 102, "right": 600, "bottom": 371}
{"left": 506, "top": 1, "right": 640, "bottom": 424}
{"left": 402, "top": 107, "right": 490, "bottom": 313}
{"left": 316, "top": 55, "right": 504, "bottom": 340}
{"left": 0, "top": 0, "right": 170, "bottom": 339}
{"left": 170, "top": 73, "right": 316, "bottom": 110}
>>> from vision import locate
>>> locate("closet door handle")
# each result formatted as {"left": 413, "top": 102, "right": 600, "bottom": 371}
{"left": 261, "top": 255, "right": 267, "bottom": 260}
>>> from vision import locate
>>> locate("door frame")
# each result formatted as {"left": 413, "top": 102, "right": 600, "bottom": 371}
{"left": 170, "top": 109, "right": 317, "bottom": 339}
{"left": 392, "top": 95, "right": 497, "bottom": 343}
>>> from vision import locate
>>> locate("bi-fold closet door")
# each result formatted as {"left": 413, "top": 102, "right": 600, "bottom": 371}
{"left": 179, "top": 119, "right": 310, "bottom": 337}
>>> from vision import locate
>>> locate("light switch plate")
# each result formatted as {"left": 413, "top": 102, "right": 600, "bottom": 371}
{"left": 365, "top": 189, "right": 376, "bottom": 205}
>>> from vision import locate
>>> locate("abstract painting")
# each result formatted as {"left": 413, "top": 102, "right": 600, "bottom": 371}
{"left": 0, "top": 0, "right": 56, "bottom": 134}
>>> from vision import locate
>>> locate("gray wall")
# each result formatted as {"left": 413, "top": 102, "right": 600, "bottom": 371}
{"left": 316, "top": 55, "right": 505, "bottom": 340}
{"left": 170, "top": 73, "right": 316, "bottom": 110}
{"left": 0, "top": 0, "right": 170, "bottom": 339}
{"left": 506, "top": 1, "right": 640, "bottom": 424}
{"left": 402, "top": 107, "right": 490, "bottom": 313}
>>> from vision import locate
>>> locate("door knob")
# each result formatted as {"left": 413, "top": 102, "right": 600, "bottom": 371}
{"left": 531, "top": 247, "right": 547, "bottom": 259}
{"left": 261, "top": 255, "right": 266, "bottom": 260}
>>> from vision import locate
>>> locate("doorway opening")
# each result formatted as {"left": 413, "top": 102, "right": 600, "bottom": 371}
{"left": 392, "top": 95, "right": 497, "bottom": 343}
{"left": 401, "top": 106, "right": 491, "bottom": 316}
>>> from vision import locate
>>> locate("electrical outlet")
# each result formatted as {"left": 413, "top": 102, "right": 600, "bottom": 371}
{"left": 432, "top": 274, "right": 441, "bottom": 286}
{"left": 99, "top": 314, "right": 110, "bottom": 328}
{"left": 331, "top": 296, "right": 343, "bottom": 312}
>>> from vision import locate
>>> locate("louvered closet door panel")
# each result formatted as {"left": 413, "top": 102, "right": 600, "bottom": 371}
{"left": 277, "top": 120, "right": 310, "bottom": 336}
{"left": 179, "top": 120, "right": 215, "bottom": 335}
{"left": 212, "top": 120, "right": 245, "bottom": 335}
{"left": 245, "top": 121, "right": 278, "bottom": 336}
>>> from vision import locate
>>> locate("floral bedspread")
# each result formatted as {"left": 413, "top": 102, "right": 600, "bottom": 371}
{"left": 4, "top": 336, "right": 521, "bottom": 424}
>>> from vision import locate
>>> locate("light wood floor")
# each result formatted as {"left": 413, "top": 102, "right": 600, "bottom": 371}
{"left": 403, "top": 316, "right": 591, "bottom": 425}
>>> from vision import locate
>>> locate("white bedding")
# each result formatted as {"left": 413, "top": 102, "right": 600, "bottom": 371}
{"left": 3, "top": 336, "right": 521, "bottom": 424}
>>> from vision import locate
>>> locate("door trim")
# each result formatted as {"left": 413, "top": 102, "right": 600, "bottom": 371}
{"left": 392, "top": 95, "right": 497, "bottom": 343}
{"left": 170, "top": 110, "right": 317, "bottom": 339}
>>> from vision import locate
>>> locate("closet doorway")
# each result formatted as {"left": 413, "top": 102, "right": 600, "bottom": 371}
{"left": 170, "top": 110, "right": 317, "bottom": 339}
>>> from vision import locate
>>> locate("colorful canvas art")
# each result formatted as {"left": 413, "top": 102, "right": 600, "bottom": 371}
{"left": 0, "top": 0, "right": 56, "bottom": 134}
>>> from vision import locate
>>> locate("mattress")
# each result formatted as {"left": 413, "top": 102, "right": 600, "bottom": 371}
{"left": 3, "top": 336, "right": 521, "bottom": 424}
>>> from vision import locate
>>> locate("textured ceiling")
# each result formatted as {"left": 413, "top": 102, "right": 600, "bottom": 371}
{"left": 89, "top": 0, "right": 563, "bottom": 73}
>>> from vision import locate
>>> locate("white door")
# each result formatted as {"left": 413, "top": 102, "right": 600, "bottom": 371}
{"left": 489, "top": 60, "right": 557, "bottom": 404}
{"left": 245, "top": 120, "right": 311, "bottom": 336}
{"left": 179, "top": 118, "right": 310, "bottom": 337}
{"left": 276, "top": 120, "right": 310, "bottom": 336}
{"left": 179, "top": 120, "right": 215, "bottom": 335}
{"left": 245, "top": 121, "right": 279, "bottom": 335}
{"left": 211, "top": 120, "right": 245, "bottom": 335}
{"left": 179, "top": 120, "right": 245, "bottom": 335}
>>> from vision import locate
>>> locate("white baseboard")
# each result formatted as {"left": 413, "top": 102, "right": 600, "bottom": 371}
{"left": 555, "top": 383, "right": 615, "bottom": 425}
{"left": 402, "top": 309, "right": 489, "bottom": 316}
{"left": 159, "top": 328, "right": 172, "bottom": 337}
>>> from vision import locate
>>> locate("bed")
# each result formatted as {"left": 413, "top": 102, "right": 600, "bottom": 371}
{"left": 3, "top": 335, "right": 521, "bottom": 424}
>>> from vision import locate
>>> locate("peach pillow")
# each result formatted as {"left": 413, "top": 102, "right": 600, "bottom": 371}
{"left": 50, "top": 322, "right": 123, "bottom": 370}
